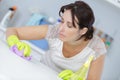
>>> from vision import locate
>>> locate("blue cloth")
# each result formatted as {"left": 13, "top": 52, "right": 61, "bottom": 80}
{"left": 26, "top": 13, "right": 45, "bottom": 26}
{"left": 26, "top": 13, "right": 49, "bottom": 51}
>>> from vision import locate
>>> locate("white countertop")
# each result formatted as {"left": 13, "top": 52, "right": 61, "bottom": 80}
{"left": 0, "top": 39, "right": 62, "bottom": 80}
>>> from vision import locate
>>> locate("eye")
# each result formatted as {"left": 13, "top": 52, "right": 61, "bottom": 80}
{"left": 68, "top": 25, "right": 72, "bottom": 28}
{"left": 67, "top": 23, "right": 73, "bottom": 28}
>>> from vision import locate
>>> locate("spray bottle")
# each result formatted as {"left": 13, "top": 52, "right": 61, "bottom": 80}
{"left": 0, "top": 6, "right": 17, "bottom": 31}
{"left": 58, "top": 55, "right": 94, "bottom": 80}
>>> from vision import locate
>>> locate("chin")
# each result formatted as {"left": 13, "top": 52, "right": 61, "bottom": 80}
{"left": 59, "top": 37, "right": 66, "bottom": 42}
{"left": 59, "top": 37, "right": 64, "bottom": 41}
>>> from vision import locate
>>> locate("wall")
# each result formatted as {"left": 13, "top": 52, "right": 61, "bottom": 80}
{"left": 82, "top": 0, "right": 120, "bottom": 79}
{"left": 0, "top": 0, "right": 120, "bottom": 80}
{"left": 0, "top": 0, "right": 76, "bottom": 27}
{"left": 84, "top": 0, "right": 120, "bottom": 80}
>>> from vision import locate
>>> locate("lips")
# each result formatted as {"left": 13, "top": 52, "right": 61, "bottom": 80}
{"left": 59, "top": 33, "right": 65, "bottom": 37}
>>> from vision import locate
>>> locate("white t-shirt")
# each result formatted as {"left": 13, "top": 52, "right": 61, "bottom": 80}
{"left": 41, "top": 24, "right": 107, "bottom": 73}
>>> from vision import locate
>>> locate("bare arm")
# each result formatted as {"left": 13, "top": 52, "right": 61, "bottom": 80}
{"left": 87, "top": 54, "right": 105, "bottom": 80}
{"left": 6, "top": 25, "right": 48, "bottom": 40}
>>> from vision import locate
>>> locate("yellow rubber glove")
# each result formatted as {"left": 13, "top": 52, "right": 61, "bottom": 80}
{"left": 7, "top": 35, "right": 19, "bottom": 47}
{"left": 58, "top": 70, "right": 73, "bottom": 80}
{"left": 7, "top": 35, "right": 31, "bottom": 57}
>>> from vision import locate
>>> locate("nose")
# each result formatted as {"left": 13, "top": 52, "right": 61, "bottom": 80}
{"left": 59, "top": 23, "right": 66, "bottom": 32}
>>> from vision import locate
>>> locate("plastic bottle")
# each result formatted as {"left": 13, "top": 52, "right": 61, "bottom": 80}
{"left": 70, "top": 55, "right": 94, "bottom": 80}
{"left": 0, "top": 6, "right": 17, "bottom": 29}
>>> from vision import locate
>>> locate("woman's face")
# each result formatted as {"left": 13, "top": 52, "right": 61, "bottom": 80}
{"left": 59, "top": 10, "right": 81, "bottom": 42}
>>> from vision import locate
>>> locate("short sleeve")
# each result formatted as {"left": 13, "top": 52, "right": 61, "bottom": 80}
{"left": 89, "top": 35, "right": 107, "bottom": 60}
{"left": 45, "top": 24, "right": 59, "bottom": 39}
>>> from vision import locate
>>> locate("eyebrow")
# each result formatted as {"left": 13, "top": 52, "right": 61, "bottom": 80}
{"left": 61, "top": 16, "right": 72, "bottom": 23}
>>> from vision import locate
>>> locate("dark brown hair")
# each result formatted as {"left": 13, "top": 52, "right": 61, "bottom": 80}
{"left": 59, "top": 0, "right": 95, "bottom": 41}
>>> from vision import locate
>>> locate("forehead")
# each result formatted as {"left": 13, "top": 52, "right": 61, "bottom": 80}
{"left": 62, "top": 10, "right": 72, "bottom": 21}
{"left": 62, "top": 10, "right": 78, "bottom": 23}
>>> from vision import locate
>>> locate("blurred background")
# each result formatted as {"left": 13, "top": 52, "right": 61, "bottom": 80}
{"left": 0, "top": 0, "right": 120, "bottom": 80}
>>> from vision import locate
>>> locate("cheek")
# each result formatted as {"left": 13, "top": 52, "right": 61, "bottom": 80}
{"left": 66, "top": 29, "right": 79, "bottom": 38}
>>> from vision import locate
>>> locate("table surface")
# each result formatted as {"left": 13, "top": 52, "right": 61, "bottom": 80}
{"left": 0, "top": 40, "right": 62, "bottom": 80}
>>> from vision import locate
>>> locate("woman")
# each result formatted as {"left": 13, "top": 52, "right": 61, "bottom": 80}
{"left": 6, "top": 1, "right": 107, "bottom": 80}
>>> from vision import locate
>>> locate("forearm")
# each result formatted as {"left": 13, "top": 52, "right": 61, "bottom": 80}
{"left": 6, "top": 25, "right": 48, "bottom": 40}
{"left": 6, "top": 28, "right": 19, "bottom": 39}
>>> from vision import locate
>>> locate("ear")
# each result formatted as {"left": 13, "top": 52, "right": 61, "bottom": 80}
{"left": 80, "top": 27, "right": 88, "bottom": 35}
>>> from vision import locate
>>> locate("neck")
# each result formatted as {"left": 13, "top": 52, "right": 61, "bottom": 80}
{"left": 65, "top": 38, "right": 86, "bottom": 47}
{"left": 62, "top": 38, "right": 90, "bottom": 58}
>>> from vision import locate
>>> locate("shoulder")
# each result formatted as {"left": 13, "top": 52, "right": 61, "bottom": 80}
{"left": 45, "top": 24, "right": 60, "bottom": 39}
{"left": 89, "top": 35, "right": 107, "bottom": 59}
{"left": 89, "top": 35, "right": 106, "bottom": 49}
{"left": 47, "top": 38, "right": 63, "bottom": 49}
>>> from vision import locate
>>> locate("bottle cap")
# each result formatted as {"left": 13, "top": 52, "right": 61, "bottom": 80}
{"left": 9, "top": 6, "right": 17, "bottom": 11}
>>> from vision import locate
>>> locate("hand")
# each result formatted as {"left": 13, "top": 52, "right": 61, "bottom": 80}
{"left": 58, "top": 70, "right": 73, "bottom": 80}
{"left": 7, "top": 35, "right": 31, "bottom": 57}
{"left": 58, "top": 69, "right": 85, "bottom": 80}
